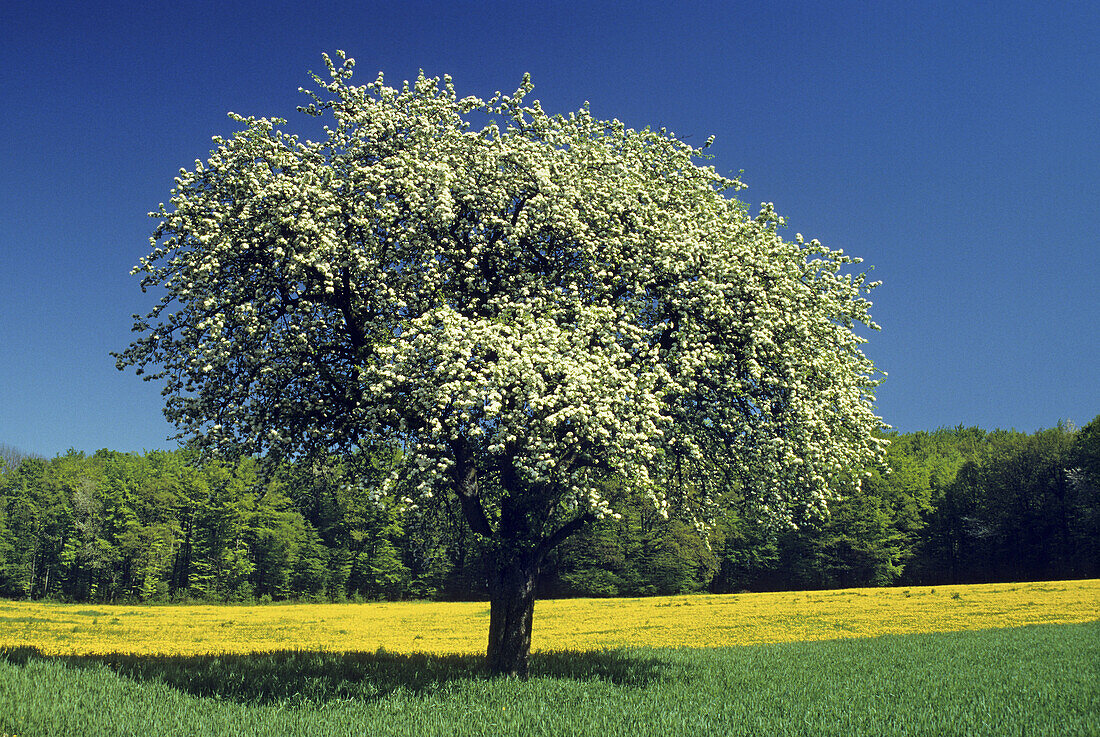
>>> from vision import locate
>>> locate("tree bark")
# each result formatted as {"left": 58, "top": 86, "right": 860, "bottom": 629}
{"left": 452, "top": 446, "right": 598, "bottom": 677}
{"left": 484, "top": 512, "right": 597, "bottom": 677}
{"left": 486, "top": 553, "right": 539, "bottom": 678}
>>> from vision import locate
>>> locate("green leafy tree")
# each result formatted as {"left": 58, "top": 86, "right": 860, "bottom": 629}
{"left": 0, "top": 458, "right": 14, "bottom": 593}
{"left": 282, "top": 451, "right": 417, "bottom": 599}
{"left": 906, "top": 423, "right": 1095, "bottom": 584}
{"left": 1070, "top": 416, "right": 1100, "bottom": 486}
{"left": 549, "top": 521, "right": 628, "bottom": 597}
{"left": 245, "top": 478, "right": 306, "bottom": 601}
{"left": 117, "top": 53, "right": 885, "bottom": 675}
{"left": 1067, "top": 415, "right": 1100, "bottom": 575}
{"left": 289, "top": 521, "right": 330, "bottom": 598}
{"left": 710, "top": 504, "right": 781, "bottom": 592}
{"left": 188, "top": 461, "right": 258, "bottom": 601}
{"left": 545, "top": 483, "right": 717, "bottom": 598}
{"left": 0, "top": 457, "right": 70, "bottom": 598}
{"left": 815, "top": 481, "right": 905, "bottom": 587}
{"left": 971, "top": 425, "right": 1079, "bottom": 581}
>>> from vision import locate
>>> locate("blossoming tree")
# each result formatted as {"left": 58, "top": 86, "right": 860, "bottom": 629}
{"left": 117, "top": 53, "right": 886, "bottom": 676}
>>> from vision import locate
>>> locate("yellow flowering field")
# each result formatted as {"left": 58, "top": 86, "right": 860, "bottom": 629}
{"left": 1, "top": 579, "right": 1096, "bottom": 657}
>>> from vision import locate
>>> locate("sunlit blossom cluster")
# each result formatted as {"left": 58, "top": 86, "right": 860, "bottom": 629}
{"left": 117, "top": 51, "right": 886, "bottom": 536}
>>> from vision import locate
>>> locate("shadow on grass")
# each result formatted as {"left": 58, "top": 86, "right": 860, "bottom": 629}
{"left": 0, "top": 645, "right": 665, "bottom": 705}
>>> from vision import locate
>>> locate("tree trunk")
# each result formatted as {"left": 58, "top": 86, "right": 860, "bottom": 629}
{"left": 486, "top": 554, "right": 539, "bottom": 678}
{"left": 448, "top": 443, "right": 597, "bottom": 677}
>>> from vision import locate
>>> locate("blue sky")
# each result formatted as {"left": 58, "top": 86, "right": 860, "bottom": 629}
{"left": 1, "top": 0, "right": 1097, "bottom": 457}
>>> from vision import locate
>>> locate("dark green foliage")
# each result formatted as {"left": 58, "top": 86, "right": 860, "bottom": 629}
{"left": 2, "top": 623, "right": 1097, "bottom": 735}
{"left": 1067, "top": 416, "right": 1100, "bottom": 571}
{"left": 910, "top": 421, "right": 1100, "bottom": 584}
{"left": 542, "top": 499, "right": 717, "bottom": 598}
{"left": 0, "top": 416, "right": 1097, "bottom": 603}
{"left": 711, "top": 419, "right": 1100, "bottom": 591}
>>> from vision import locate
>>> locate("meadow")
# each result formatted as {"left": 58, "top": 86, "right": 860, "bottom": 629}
{"left": 1, "top": 580, "right": 1097, "bottom": 736}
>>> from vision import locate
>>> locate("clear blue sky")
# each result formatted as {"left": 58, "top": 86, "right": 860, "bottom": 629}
{"left": 1, "top": 0, "right": 1097, "bottom": 457}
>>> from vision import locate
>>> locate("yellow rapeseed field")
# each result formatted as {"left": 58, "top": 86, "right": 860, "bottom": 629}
{"left": 1, "top": 579, "right": 1096, "bottom": 657}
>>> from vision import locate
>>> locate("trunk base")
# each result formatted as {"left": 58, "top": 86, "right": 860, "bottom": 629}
{"left": 486, "top": 557, "right": 538, "bottom": 678}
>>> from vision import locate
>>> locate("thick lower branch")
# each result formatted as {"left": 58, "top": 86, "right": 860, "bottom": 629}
{"left": 537, "top": 512, "right": 596, "bottom": 561}
{"left": 449, "top": 437, "right": 493, "bottom": 537}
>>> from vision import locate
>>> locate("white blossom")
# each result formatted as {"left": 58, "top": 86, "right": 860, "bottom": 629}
{"left": 117, "top": 51, "right": 886, "bottom": 542}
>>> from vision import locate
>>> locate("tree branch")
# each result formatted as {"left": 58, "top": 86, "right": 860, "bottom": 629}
{"left": 448, "top": 437, "right": 493, "bottom": 537}
{"left": 536, "top": 512, "right": 596, "bottom": 562}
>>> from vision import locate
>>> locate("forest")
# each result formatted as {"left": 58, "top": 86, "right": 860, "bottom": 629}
{"left": 0, "top": 415, "right": 1097, "bottom": 604}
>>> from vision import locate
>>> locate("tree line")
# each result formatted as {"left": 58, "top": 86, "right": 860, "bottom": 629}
{"left": 0, "top": 416, "right": 1096, "bottom": 604}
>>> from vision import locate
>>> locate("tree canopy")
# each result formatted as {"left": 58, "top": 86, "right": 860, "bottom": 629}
{"left": 117, "top": 52, "right": 886, "bottom": 675}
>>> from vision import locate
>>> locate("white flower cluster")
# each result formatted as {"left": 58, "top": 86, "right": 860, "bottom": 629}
{"left": 117, "top": 52, "right": 886, "bottom": 543}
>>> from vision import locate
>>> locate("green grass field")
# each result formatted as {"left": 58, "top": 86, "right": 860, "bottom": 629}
{"left": 2, "top": 621, "right": 1097, "bottom": 736}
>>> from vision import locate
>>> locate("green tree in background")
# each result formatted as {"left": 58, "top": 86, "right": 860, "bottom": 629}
{"left": 905, "top": 422, "right": 1100, "bottom": 584}
{"left": 1067, "top": 416, "right": 1100, "bottom": 573}
{"left": 0, "top": 417, "right": 1096, "bottom": 605}
{"left": 0, "top": 457, "right": 69, "bottom": 598}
